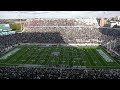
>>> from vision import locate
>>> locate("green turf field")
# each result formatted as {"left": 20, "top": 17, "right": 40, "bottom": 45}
{"left": 0, "top": 45, "right": 120, "bottom": 69}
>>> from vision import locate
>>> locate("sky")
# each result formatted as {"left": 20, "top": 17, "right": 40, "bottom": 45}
{"left": 0, "top": 11, "right": 120, "bottom": 19}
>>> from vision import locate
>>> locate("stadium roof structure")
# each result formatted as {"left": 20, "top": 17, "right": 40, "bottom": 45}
{"left": 0, "top": 11, "right": 120, "bottom": 19}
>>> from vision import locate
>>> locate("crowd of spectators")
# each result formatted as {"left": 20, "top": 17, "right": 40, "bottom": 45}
{"left": 99, "top": 28, "right": 120, "bottom": 58}
{"left": 0, "top": 26, "right": 102, "bottom": 54}
{"left": 0, "top": 67, "right": 120, "bottom": 79}
{"left": 0, "top": 19, "right": 120, "bottom": 79}
{"left": 113, "top": 46, "right": 120, "bottom": 55}
{"left": 0, "top": 27, "right": 120, "bottom": 58}
{"left": 24, "top": 18, "right": 98, "bottom": 26}
{"left": 25, "top": 27, "right": 102, "bottom": 43}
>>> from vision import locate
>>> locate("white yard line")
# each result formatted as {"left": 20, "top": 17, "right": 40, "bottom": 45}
{"left": 25, "top": 47, "right": 39, "bottom": 64}
{"left": 89, "top": 48, "right": 103, "bottom": 66}
{"left": 96, "top": 49, "right": 111, "bottom": 66}
{"left": 19, "top": 48, "right": 32, "bottom": 63}
{"left": 14, "top": 48, "right": 28, "bottom": 64}
{"left": 62, "top": 48, "right": 69, "bottom": 64}
{"left": 80, "top": 48, "right": 87, "bottom": 66}
{"left": 45, "top": 49, "right": 49, "bottom": 65}
{"left": 46, "top": 49, "right": 50, "bottom": 65}
{"left": 82, "top": 49, "right": 92, "bottom": 66}
{"left": 76, "top": 50, "right": 81, "bottom": 66}
{"left": 86, "top": 48, "right": 97, "bottom": 66}
{"left": 41, "top": 48, "right": 48, "bottom": 65}
{"left": 64, "top": 48, "right": 69, "bottom": 66}
{"left": 7, "top": 47, "right": 25, "bottom": 64}
{"left": 88, "top": 47, "right": 99, "bottom": 66}
{"left": 75, "top": 49, "right": 81, "bottom": 66}
{"left": 56, "top": 48, "right": 59, "bottom": 65}
{"left": 36, "top": 48, "right": 44, "bottom": 64}
{"left": 94, "top": 51, "right": 104, "bottom": 66}
{"left": 35, "top": 48, "right": 45, "bottom": 64}
{"left": 23, "top": 48, "right": 33, "bottom": 64}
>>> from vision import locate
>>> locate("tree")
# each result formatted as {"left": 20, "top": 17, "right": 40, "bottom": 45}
{"left": 10, "top": 23, "right": 22, "bottom": 32}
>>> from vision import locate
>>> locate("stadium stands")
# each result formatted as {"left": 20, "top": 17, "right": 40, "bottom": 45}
{"left": 0, "top": 18, "right": 120, "bottom": 79}
{"left": 25, "top": 18, "right": 98, "bottom": 27}
{"left": 99, "top": 28, "right": 120, "bottom": 58}
{"left": 0, "top": 67, "right": 120, "bottom": 79}
{"left": 0, "top": 18, "right": 120, "bottom": 58}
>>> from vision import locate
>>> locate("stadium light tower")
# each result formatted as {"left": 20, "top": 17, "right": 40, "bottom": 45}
{"left": 18, "top": 12, "right": 22, "bottom": 31}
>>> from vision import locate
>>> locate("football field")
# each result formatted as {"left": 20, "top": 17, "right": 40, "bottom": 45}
{"left": 0, "top": 45, "right": 120, "bottom": 69}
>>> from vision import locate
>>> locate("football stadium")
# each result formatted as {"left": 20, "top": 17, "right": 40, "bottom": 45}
{"left": 0, "top": 11, "right": 120, "bottom": 79}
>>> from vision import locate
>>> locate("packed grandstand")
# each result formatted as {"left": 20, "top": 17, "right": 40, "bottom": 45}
{"left": 0, "top": 18, "right": 120, "bottom": 79}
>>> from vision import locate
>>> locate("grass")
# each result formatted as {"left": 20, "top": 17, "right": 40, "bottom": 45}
{"left": 0, "top": 45, "right": 120, "bottom": 69}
